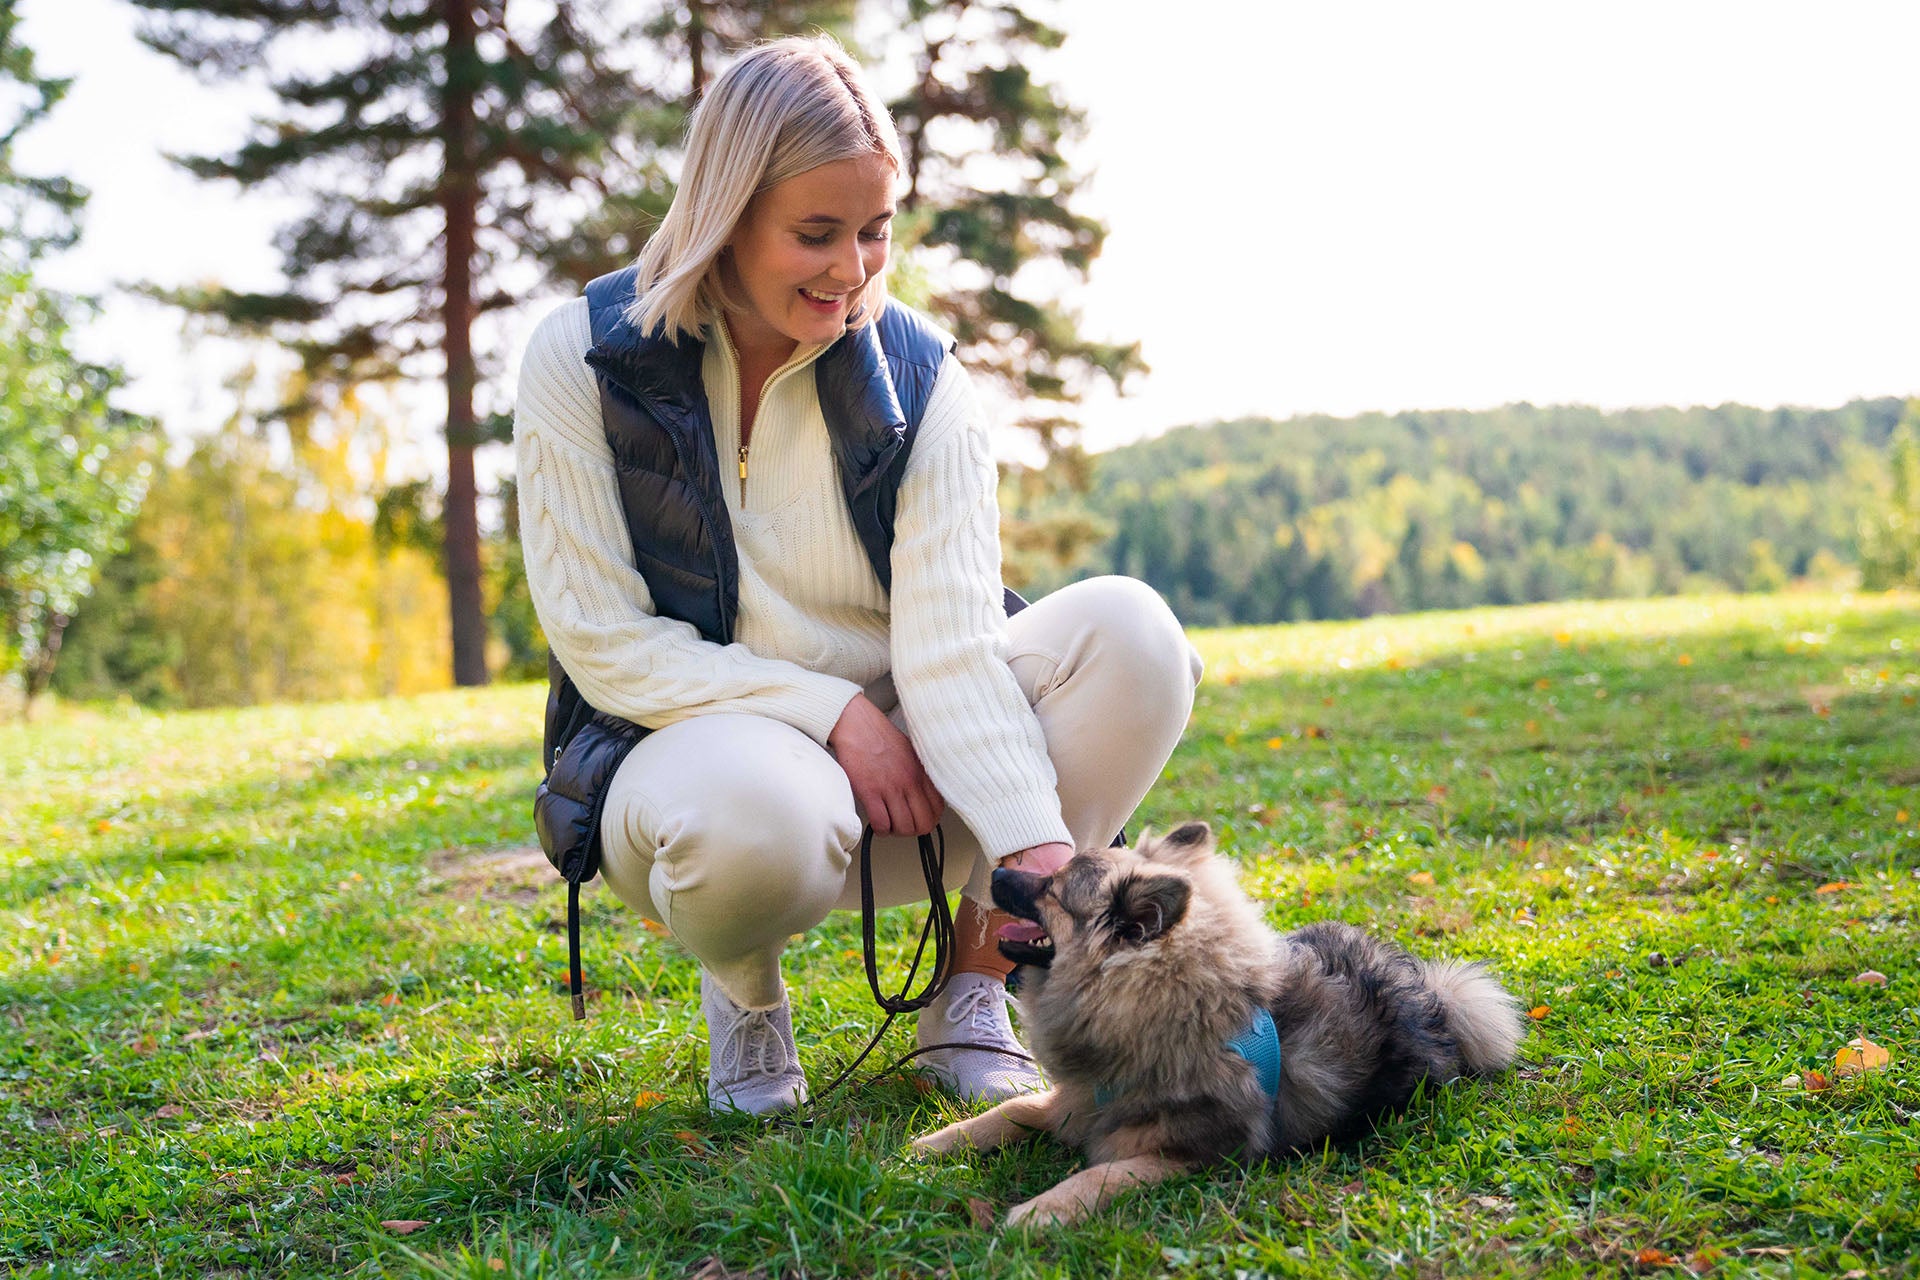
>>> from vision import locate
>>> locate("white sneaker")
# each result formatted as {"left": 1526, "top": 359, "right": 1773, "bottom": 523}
{"left": 702, "top": 970, "right": 808, "bottom": 1116}
{"left": 916, "top": 972, "right": 1046, "bottom": 1103}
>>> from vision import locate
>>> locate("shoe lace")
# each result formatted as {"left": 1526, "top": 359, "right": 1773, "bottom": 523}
{"left": 942, "top": 981, "right": 1009, "bottom": 1043}
{"left": 718, "top": 1008, "right": 790, "bottom": 1079}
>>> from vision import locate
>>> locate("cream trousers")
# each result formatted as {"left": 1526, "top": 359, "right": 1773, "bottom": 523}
{"left": 596, "top": 576, "right": 1204, "bottom": 1008}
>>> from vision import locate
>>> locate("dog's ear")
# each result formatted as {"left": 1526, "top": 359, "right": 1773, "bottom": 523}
{"left": 1139, "top": 821, "right": 1214, "bottom": 866}
{"left": 1108, "top": 874, "right": 1190, "bottom": 945}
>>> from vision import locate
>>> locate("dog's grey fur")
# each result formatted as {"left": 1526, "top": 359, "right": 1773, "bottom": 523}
{"left": 914, "top": 823, "right": 1525, "bottom": 1227}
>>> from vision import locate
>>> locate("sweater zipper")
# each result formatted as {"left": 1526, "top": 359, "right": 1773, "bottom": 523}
{"left": 738, "top": 443, "right": 749, "bottom": 505}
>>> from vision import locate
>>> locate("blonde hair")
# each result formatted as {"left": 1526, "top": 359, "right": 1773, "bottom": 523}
{"left": 629, "top": 35, "right": 903, "bottom": 341}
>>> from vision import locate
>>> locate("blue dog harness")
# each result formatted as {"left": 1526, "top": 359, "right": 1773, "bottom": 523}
{"left": 1095, "top": 1007, "right": 1282, "bottom": 1108}
{"left": 1227, "top": 1007, "right": 1284, "bottom": 1101}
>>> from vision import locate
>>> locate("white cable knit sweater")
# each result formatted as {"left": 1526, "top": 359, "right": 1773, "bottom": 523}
{"left": 513, "top": 297, "right": 1073, "bottom": 858}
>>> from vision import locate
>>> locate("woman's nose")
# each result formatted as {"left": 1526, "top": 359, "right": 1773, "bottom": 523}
{"left": 828, "top": 236, "right": 864, "bottom": 286}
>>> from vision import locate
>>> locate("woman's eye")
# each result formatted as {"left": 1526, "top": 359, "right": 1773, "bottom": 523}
{"left": 860, "top": 227, "right": 890, "bottom": 243}
{"left": 797, "top": 232, "right": 832, "bottom": 247}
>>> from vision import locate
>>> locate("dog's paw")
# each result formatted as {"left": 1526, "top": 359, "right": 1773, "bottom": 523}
{"left": 1005, "top": 1192, "right": 1078, "bottom": 1230}
{"left": 909, "top": 1126, "right": 969, "bottom": 1159}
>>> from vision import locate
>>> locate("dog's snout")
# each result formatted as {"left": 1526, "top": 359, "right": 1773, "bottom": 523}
{"left": 991, "top": 866, "right": 1048, "bottom": 917}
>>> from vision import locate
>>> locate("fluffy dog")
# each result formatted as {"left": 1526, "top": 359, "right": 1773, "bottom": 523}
{"left": 912, "top": 823, "right": 1525, "bottom": 1228}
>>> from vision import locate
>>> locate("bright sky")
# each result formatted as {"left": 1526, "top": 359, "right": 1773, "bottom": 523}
{"left": 15, "top": 0, "right": 1920, "bottom": 461}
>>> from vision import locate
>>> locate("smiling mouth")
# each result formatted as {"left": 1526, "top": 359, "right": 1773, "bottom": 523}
{"left": 798, "top": 287, "right": 844, "bottom": 306}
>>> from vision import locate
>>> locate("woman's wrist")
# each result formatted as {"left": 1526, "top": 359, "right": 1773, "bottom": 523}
{"left": 998, "top": 841, "right": 1073, "bottom": 877}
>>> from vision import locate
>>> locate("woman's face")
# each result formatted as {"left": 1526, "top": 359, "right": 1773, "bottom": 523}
{"left": 721, "top": 151, "right": 896, "bottom": 359}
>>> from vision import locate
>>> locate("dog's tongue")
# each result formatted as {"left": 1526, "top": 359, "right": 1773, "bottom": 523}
{"left": 996, "top": 920, "right": 1048, "bottom": 943}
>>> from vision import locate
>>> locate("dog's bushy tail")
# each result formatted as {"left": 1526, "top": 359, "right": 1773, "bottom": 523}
{"left": 1421, "top": 959, "right": 1525, "bottom": 1076}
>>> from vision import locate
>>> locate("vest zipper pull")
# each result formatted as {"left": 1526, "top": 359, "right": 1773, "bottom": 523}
{"left": 738, "top": 444, "right": 749, "bottom": 481}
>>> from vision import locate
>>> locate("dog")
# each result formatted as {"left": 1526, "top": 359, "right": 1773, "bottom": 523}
{"left": 912, "top": 822, "right": 1525, "bottom": 1228}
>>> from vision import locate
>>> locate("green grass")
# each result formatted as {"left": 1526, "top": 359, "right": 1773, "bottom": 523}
{"left": 3, "top": 590, "right": 1917, "bottom": 1278}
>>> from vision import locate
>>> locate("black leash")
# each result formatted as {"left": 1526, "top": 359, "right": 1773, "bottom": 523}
{"left": 805, "top": 823, "right": 1034, "bottom": 1109}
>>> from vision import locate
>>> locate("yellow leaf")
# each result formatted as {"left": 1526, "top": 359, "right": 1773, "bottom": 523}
{"left": 1408, "top": 871, "right": 1435, "bottom": 886}
{"left": 1534, "top": 678, "right": 1551, "bottom": 690}
{"left": 1898, "top": 810, "right": 1910, "bottom": 823}
{"left": 1528, "top": 1005, "right": 1550, "bottom": 1021}
{"left": 633, "top": 1090, "right": 666, "bottom": 1108}
{"left": 1265, "top": 737, "right": 1285, "bottom": 750}
{"left": 1813, "top": 882, "right": 1854, "bottom": 895}
{"left": 1676, "top": 654, "right": 1693, "bottom": 667}
{"left": 1524, "top": 719, "right": 1540, "bottom": 734}
{"left": 1635, "top": 1247, "right": 1675, "bottom": 1266}
{"left": 1834, "top": 1037, "right": 1889, "bottom": 1077}
{"left": 1801, "top": 1069, "right": 1830, "bottom": 1092}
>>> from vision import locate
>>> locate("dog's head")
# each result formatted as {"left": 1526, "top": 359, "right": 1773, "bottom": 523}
{"left": 992, "top": 822, "right": 1221, "bottom": 976}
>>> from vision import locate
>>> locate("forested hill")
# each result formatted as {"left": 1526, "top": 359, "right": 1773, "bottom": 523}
{"left": 1059, "top": 398, "right": 1907, "bottom": 626}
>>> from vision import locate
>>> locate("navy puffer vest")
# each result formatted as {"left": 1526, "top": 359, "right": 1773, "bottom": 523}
{"left": 532, "top": 266, "right": 1018, "bottom": 1014}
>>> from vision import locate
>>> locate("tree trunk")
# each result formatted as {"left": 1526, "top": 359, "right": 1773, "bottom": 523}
{"left": 688, "top": 0, "right": 708, "bottom": 101}
{"left": 21, "top": 610, "right": 70, "bottom": 722}
{"left": 442, "top": 0, "right": 489, "bottom": 686}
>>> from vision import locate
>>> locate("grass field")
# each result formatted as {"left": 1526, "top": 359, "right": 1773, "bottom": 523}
{"left": 3, "top": 590, "right": 1917, "bottom": 1278}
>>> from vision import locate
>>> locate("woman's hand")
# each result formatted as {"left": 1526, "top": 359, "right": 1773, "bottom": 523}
{"left": 828, "top": 694, "right": 946, "bottom": 836}
{"left": 998, "top": 841, "right": 1073, "bottom": 877}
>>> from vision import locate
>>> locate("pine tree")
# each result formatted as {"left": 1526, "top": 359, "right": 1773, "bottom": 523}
{"left": 126, "top": 1, "right": 656, "bottom": 684}
{"left": 0, "top": 3, "right": 85, "bottom": 262}
{"left": 128, "top": 0, "right": 860, "bottom": 685}
{"left": 881, "top": 0, "right": 1143, "bottom": 585}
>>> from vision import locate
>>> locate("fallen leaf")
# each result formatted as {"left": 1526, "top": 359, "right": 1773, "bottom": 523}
{"left": 154, "top": 1103, "right": 184, "bottom": 1119}
{"left": 1737, "top": 735, "right": 1752, "bottom": 748}
{"left": 183, "top": 1028, "right": 216, "bottom": 1042}
{"left": 378, "top": 993, "right": 401, "bottom": 1006}
{"left": 1687, "top": 1247, "right": 1724, "bottom": 1269}
{"left": 1340, "top": 1178, "right": 1364, "bottom": 1195}
{"left": 1524, "top": 719, "right": 1539, "bottom": 734}
{"left": 1528, "top": 1005, "right": 1550, "bottom": 1021}
{"left": 1853, "top": 970, "right": 1888, "bottom": 986}
{"left": 488, "top": 1261, "right": 505, "bottom": 1273}
{"left": 1471, "top": 1194, "right": 1513, "bottom": 1210}
{"left": 1676, "top": 654, "right": 1693, "bottom": 667}
{"left": 1897, "top": 810, "right": 1910, "bottom": 823}
{"left": 1801, "top": 1070, "right": 1830, "bottom": 1092}
{"left": 1813, "top": 882, "right": 1854, "bottom": 894}
{"left": 1408, "top": 871, "right": 1435, "bottom": 886}
{"left": 1635, "top": 1247, "right": 1675, "bottom": 1266}
{"left": 1265, "top": 737, "right": 1285, "bottom": 750}
{"left": 1605, "top": 969, "right": 1622, "bottom": 979}
{"left": 633, "top": 1090, "right": 665, "bottom": 1108}
{"left": 381, "top": 1220, "right": 429, "bottom": 1235}
{"left": 943, "top": 1197, "right": 989, "bottom": 1232}
{"left": 1834, "top": 1037, "right": 1889, "bottom": 1077}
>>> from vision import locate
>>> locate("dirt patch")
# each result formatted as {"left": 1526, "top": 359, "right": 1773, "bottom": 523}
{"left": 428, "top": 845, "right": 553, "bottom": 904}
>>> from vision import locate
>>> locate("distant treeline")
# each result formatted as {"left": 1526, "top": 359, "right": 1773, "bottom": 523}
{"left": 1040, "top": 398, "right": 1908, "bottom": 626}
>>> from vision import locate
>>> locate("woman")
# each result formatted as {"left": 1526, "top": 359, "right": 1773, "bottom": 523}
{"left": 515, "top": 35, "right": 1201, "bottom": 1115}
